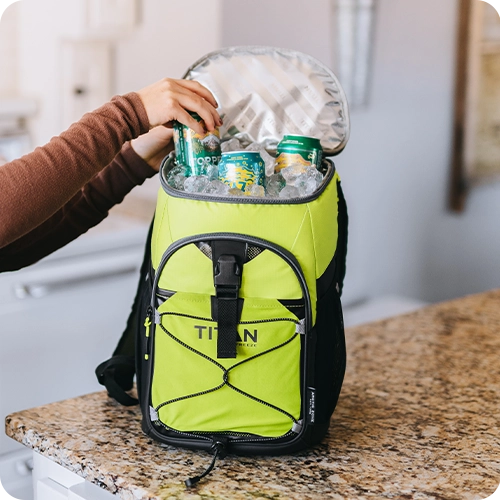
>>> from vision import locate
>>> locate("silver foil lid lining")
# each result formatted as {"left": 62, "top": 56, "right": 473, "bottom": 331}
{"left": 183, "top": 46, "right": 350, "bottom": 156}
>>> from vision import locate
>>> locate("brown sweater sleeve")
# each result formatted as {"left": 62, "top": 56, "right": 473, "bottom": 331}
{"left": 0, "top": 92, "right": 150, "bottom": 249}
{"left": 0, "top": 143, "right": 156, "bottom": 272}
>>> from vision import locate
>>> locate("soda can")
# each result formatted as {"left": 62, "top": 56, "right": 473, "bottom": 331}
{"left": 274, "top": 135, "right": 323, "bottom": 173}
{"left": 218, "top": 151, "right": 266, "bottom": 191}
{"left": 173, "top": 112, "right": 222, "bottom": 176}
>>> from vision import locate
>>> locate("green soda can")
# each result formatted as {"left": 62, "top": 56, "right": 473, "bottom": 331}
{"left": 274, "top": 135, "right": 323, "bottom": 173}
{"left": 173, "top": 112, "right": 222, "bottom": 176}
{"left": 218, "top": 151, "right": 266, "bottom": 192}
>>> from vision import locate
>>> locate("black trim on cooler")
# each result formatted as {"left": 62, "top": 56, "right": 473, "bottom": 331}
{"left": 334, "top": 179, "right": 348, "bottom": 296}
{"left": 159, "top": 153, "right": 336, "bottom": 205}
{"left": 278, "top": 298, "right": 306, "bottom": 320}
{"left": 315, "top": 178, "right": 347, "bottom": 298}
{"left": 316, "top": 255, "right": 336, "bottom": 300}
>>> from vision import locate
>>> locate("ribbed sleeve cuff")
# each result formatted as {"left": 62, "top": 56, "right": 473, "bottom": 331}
{"left": 121, "top": 92, "right": 151, "bottom": 136}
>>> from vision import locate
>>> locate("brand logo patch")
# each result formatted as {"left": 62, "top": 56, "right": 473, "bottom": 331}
{"left": 194, "top": 326, "right": 258, "bottom": 347}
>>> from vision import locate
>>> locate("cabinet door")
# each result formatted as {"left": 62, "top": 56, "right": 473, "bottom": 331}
{"left": 32, "top": 453, "right": 114, "bottom": 500}
{"left": 68, "top": 482, "right": 115, "bottom": 500}
{"left": 0, "top": 245, "right": 143, "bottom": 455}
{"left": 36, "top": 477, "right": 68, "bottom": 500}
{"left": 32, "top": 453, "right": 83, "bottom": 499}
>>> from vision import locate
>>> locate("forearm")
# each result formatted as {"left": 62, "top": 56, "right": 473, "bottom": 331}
{"left": 0, "top": 92, "right": 150, "bottom": 249}
{"left": 0, "top": 144, "right": 156, "bottom": 272}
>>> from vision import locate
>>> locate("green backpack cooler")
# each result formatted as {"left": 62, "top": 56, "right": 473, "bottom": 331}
{"left": 96, "top": 46, "right": 349, "bottom": 485}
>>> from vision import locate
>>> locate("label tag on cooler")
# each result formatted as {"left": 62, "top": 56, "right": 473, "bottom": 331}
{"left": 306, "top": 387, "right": 316, "bottom": 424}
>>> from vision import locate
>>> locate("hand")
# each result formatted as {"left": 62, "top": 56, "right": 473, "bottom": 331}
{"left": 136, "top": 78, "right": 222, "bottom": 134}
{"left": 130, "top": 126, "right": 174, "bottom": 172}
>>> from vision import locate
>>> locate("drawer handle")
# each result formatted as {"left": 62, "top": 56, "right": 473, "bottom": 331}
{"left": 13, "top": 265, "right": 138, "bottom": 299}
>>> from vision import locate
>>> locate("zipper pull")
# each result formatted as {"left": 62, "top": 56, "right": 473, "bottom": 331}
{"left": 185, "top": 438, "right": 228, "bottom": 488}
{"left": 144, "top": 307, "right": 153, "bottom": 361}
{"left": 144, "top": 311, "right": 152, "bottom": 338}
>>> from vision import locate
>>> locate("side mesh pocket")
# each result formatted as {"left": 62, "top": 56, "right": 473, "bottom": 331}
{"left": 313, "top": 272, "right": 346, "bottom": 425}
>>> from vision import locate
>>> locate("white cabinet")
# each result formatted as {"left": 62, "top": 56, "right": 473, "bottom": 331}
{"left": 0, "top": 2, "right": 20, "bottom": 96}
{"left": 0, "top": 223, "right": 147, "bottom": 457}
{"left": 68, "top": 482, "right": 116, "bottom": 500}
{"left": 86, "top": 0, "right": 138, "bottom": 33}
{"left": 33, "top": 453, "right": 114, "bottom": 500}
{"left": 37, "top": 478, "right": 68, "bottom": 500}
{"left": 60, "top": 40, "right": 113, "bottom": 131}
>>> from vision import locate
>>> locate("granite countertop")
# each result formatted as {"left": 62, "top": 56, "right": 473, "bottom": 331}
{"left": 6, "top": 290, "right": 500, "bottom": 499}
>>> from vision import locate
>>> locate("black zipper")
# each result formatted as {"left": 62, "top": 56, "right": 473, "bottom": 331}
{"left": 154, "top": 418, "right": 294, "bottom": 446}
{"left": 159, "top": 310, "right": 300, "bottom": 326}
{"left": 159, "top": 152, "right": 335, "bottom": 205}
{"left": 146, "top": 233, "right": 312, "bottom": 447}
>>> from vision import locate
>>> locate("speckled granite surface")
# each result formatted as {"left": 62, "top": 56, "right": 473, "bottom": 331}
{"left": 6, "top": 290, "right": 500, "bottom": 499}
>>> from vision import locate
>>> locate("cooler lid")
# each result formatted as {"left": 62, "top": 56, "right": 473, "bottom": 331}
{"left": 182, "top": 46, "right": 350, "bottom": 156}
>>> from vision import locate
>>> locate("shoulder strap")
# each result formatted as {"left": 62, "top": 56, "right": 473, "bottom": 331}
{"left": 95, "top": 355, "right": 138, "bottom": 406}
{"left": 95, "top": 219, "right": 154, "bottom": 406}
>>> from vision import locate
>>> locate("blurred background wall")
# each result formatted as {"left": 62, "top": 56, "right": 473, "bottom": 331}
{"left": 11, "top": 0, "right": 222, "bottom": 144}
{"left": 1, "top": 0, "right": 500, "bottom": 307}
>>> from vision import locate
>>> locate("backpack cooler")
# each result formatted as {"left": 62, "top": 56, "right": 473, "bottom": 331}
{"left": 97, "top": 46, "right": 350, "bottom": 486}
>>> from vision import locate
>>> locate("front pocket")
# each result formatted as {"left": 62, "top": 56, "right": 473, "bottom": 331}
{"left": 150, "top": 292, "right": 302, "bottom": 438}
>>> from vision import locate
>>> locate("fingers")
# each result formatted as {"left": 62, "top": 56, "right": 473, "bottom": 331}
{"left": 173, "top": 106, "right": 206, "bottom": 135}
{"left": 171, "top": 82, "right": 221, "bottom": 131}
{"left": 176, "top": 79, "right": 218, "bottom": 108}
{"left": 176, "top": 96, "right": 218, "bottom": 132}
{"left": 137, "top": 78, "right": 222, "bottom": 131}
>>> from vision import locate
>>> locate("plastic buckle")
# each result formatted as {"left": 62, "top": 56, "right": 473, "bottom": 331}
{"left": 214, "top": 255, "right": 241, "bottom": 299}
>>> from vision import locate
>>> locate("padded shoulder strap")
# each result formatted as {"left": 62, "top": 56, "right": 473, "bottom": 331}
{"left": 95, "top": 219, "right": 154, "bottom": 406}
{"left": 95, "top": 355, "right": 138, "bottom": 406}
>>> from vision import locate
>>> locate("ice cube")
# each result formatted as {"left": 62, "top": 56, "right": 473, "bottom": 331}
{"left": 203, "top": 180, "right": 230, "bottom": 196}
{"left": 184, "top": 175, "right": 210, "bottom": 193}
{"left": 206, "top": 163, "right": 219, "bottom": 181}
{"left": 170, "top": 174, "right": 186, "bottom": 190}
{"left": 281, "top": 163, "right": 308, "bottom": 186}
{"left": 245, "top": 142, "right": 276, "bottom": 176}
{"left": 295, "top": 167, "right": 324, "bottom": 196}
{"left": 245, "top": 184, "right": 265, "bottom": 198}
{"left": 166, "top": 165, "right": 188, "bottom": 190}
{"left": 278, "top": 185, "right": 300, "bottom": 199}
{"left": 265, "top": 173, "right": 286, "bottom": 197}
{"left": 221, "top": 138, "right": 243, "bottom": 152}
